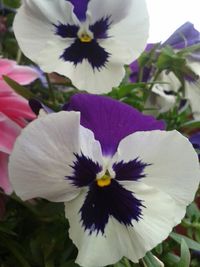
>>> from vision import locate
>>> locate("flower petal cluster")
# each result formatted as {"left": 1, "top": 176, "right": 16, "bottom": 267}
{"left": 9, "top": 94, "right": 200, "bottom": 267}
{"left": 130, "top": 22, "right": 200, "bottom": 117}
{"left": 0, "top": 58, "right": 37, "bottom": 194}
{"left": 13, "top": 0, "right": 149, "bottom": 94}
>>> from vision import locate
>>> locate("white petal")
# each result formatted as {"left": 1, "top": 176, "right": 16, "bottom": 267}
{"left": 145, "top": 84, "right": 176, "bottom": 114}
{"left": 107, "top": 0, "right": 149, "bottom": 64}
{"left": 65, "top": 183, "right": 185, "bottom": 266}
{"left": 38, "top": 40, "right": 126, "bottom": 93}
{"left": 9, "top": 111, "right": 103, "bottom": 201}
{"left": 87, "top": 0, "right": 132, "bottom": 25}
{"left": 187, "top": 60, "right": 200, "bottom": 77}
{"left": 110, "top": 130, "right": 200, "bottom": 205}
{"left": 120, "top": 183, "right": 187, "bottom": 263}
{"left": 185, "top": 81, "right": 200, "bottom": 120}
{"left": 65, "top": 190, "right": 123, "bottom": 267}
{"left": 154, "top": 70, "right": 181, "bottom": 93}
{"left": 13, "top": 0, "right": 78, "bottom": 60}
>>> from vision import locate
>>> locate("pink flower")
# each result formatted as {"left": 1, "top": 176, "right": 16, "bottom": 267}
{"left": 0, "top": 59, "right": 38, "bottom": 194}
{"left": 0, "top": 58, "right": 39, "bottom": 94}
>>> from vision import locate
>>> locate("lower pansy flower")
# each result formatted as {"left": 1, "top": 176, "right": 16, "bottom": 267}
{"left": 9, "top": 94, "right": 200, "bottom": 267}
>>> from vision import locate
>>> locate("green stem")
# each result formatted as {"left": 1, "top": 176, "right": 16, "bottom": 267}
{"left": 123, "top": 258, "right": 132, "bottom": 267}
{"left": 16, "top": 49, "right": 22, "bottom": 64}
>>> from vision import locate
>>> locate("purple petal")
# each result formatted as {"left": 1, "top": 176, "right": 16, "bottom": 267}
{"left": 64, "top": 94, "right": 165, "bottom": 156}
{"left": 129, "top": 43, "right": 155, "bottom": 83}
{"left": 67, "top": 0, "right": 89, "bottom": 21}
{"left": 162, "top": 22, "right": 200, "bottom": 49}
{"left": 189, "top": 132, "right": 200, "bottom": 150}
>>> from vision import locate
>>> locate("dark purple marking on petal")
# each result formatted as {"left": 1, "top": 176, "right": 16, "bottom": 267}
{"left": 80, "top": 179, "right": 143, "bottom": 234}
{"left": 53, "top": 23, "right": 78, "bottom": 38}
{"left": 66, "top": 0, "right": 89, "bottom": 21}
{"left": 67, "top": 153, "right": 102, "bottom": 187}
{"left": 162, "top": 22, "right": 200, "bottom": 49}
{"left": 90, "top": 17, "right": 111, "bottom": 39}
{"left": 113, "top": 158, "right": 151, "bottom": 182}
{"left": 64, "top": 94, "right": 165, "bottom": 156}
{"left": 61, "top": 39, "right": 110, "bottom": 69}
{"left": 29, "top": 99, "right": 53, "bottom": 115}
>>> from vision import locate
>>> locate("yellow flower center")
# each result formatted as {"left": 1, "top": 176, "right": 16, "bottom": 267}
{"left": 97, "top": 174, "right": 111, "bottom": 187}
{"left": 80, "top": 33, "right": 92, "bottom": 42}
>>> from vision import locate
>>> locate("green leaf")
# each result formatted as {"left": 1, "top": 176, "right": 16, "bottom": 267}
{"left": 143, "top": 252, "right": 162, "bottom": 267}
{"left": 60, "top": 259, "right": 80, "bottom": 267}
{"left": 3, "top": 75, "right": 35, "bottom": 99}
{"left": 170, "top": 232, "right": 200, "bottom": 250}
{"left": 180, "top": 119, "right": 200, "bottom": 129}
{"left": 163, "top": 252, "right": 180, "bottom": 266}
{"left": 3, "top": 0, "right": 21, "bottom": 8}
{"left": 176, "top": 239, "right": 191, "bottom": 267}
{"left": 0, "top": 235, "right": 31, "bottom": 267}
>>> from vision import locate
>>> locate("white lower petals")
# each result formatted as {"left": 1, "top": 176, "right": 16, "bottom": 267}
{"left": 8, "top": 111, "right": 103, "bottom": 201}
{"left": 111, "top": 130, "right": 200, "bottom": 205}
{"left": 65, "top": 183, "right": 185, "bottom": 266}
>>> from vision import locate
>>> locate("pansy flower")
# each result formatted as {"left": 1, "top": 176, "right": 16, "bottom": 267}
{"left": 9, "top": 94, "right": 200, "bottom": 267}
{"left": 13, "top": 0, "right": 149, "bottom": 94}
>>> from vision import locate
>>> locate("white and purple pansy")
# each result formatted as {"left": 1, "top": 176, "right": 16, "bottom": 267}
{"left": 9, "top": 94, "right": 200, "bottom": 267}
{"left": 13, "top": 0, "right": 149, "bottom": 94}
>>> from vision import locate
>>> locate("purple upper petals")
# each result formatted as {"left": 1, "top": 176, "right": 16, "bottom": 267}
{"left": 67, "top": 153, "right": 102, "bottom": 187}
{"left": 67, "top": 0, "right": 89, "bottom": 21}
{"left": 80, "top": 179, "right": 143, "bottom": 234}
{"left": 64, "top": 94, "right": 165, "bottom": 156}
{"left": 113, "top": 158, "right": 151, "bottom": 182}
{"left": 162, "top": 22, "right": 200, "bottom": 49}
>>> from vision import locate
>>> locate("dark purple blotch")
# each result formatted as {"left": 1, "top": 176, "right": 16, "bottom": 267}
{"left": 61, "top": 39, "right": 110, "bottom": 69}
{"left": 80, "top": 179, "right": 143, "bottom": 234}
{"left": 67, "top": 152, "right": 102, "bottom": 187}
{"left": 113, "top": 158, "right": 151, "bottom": 181}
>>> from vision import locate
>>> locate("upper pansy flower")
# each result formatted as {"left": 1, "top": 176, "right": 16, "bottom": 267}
{"left": 13, "top": 0, "right": 149, "bottom": 94}
{"left": 9, "top": 94, "right": 200, "bottom": 267}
